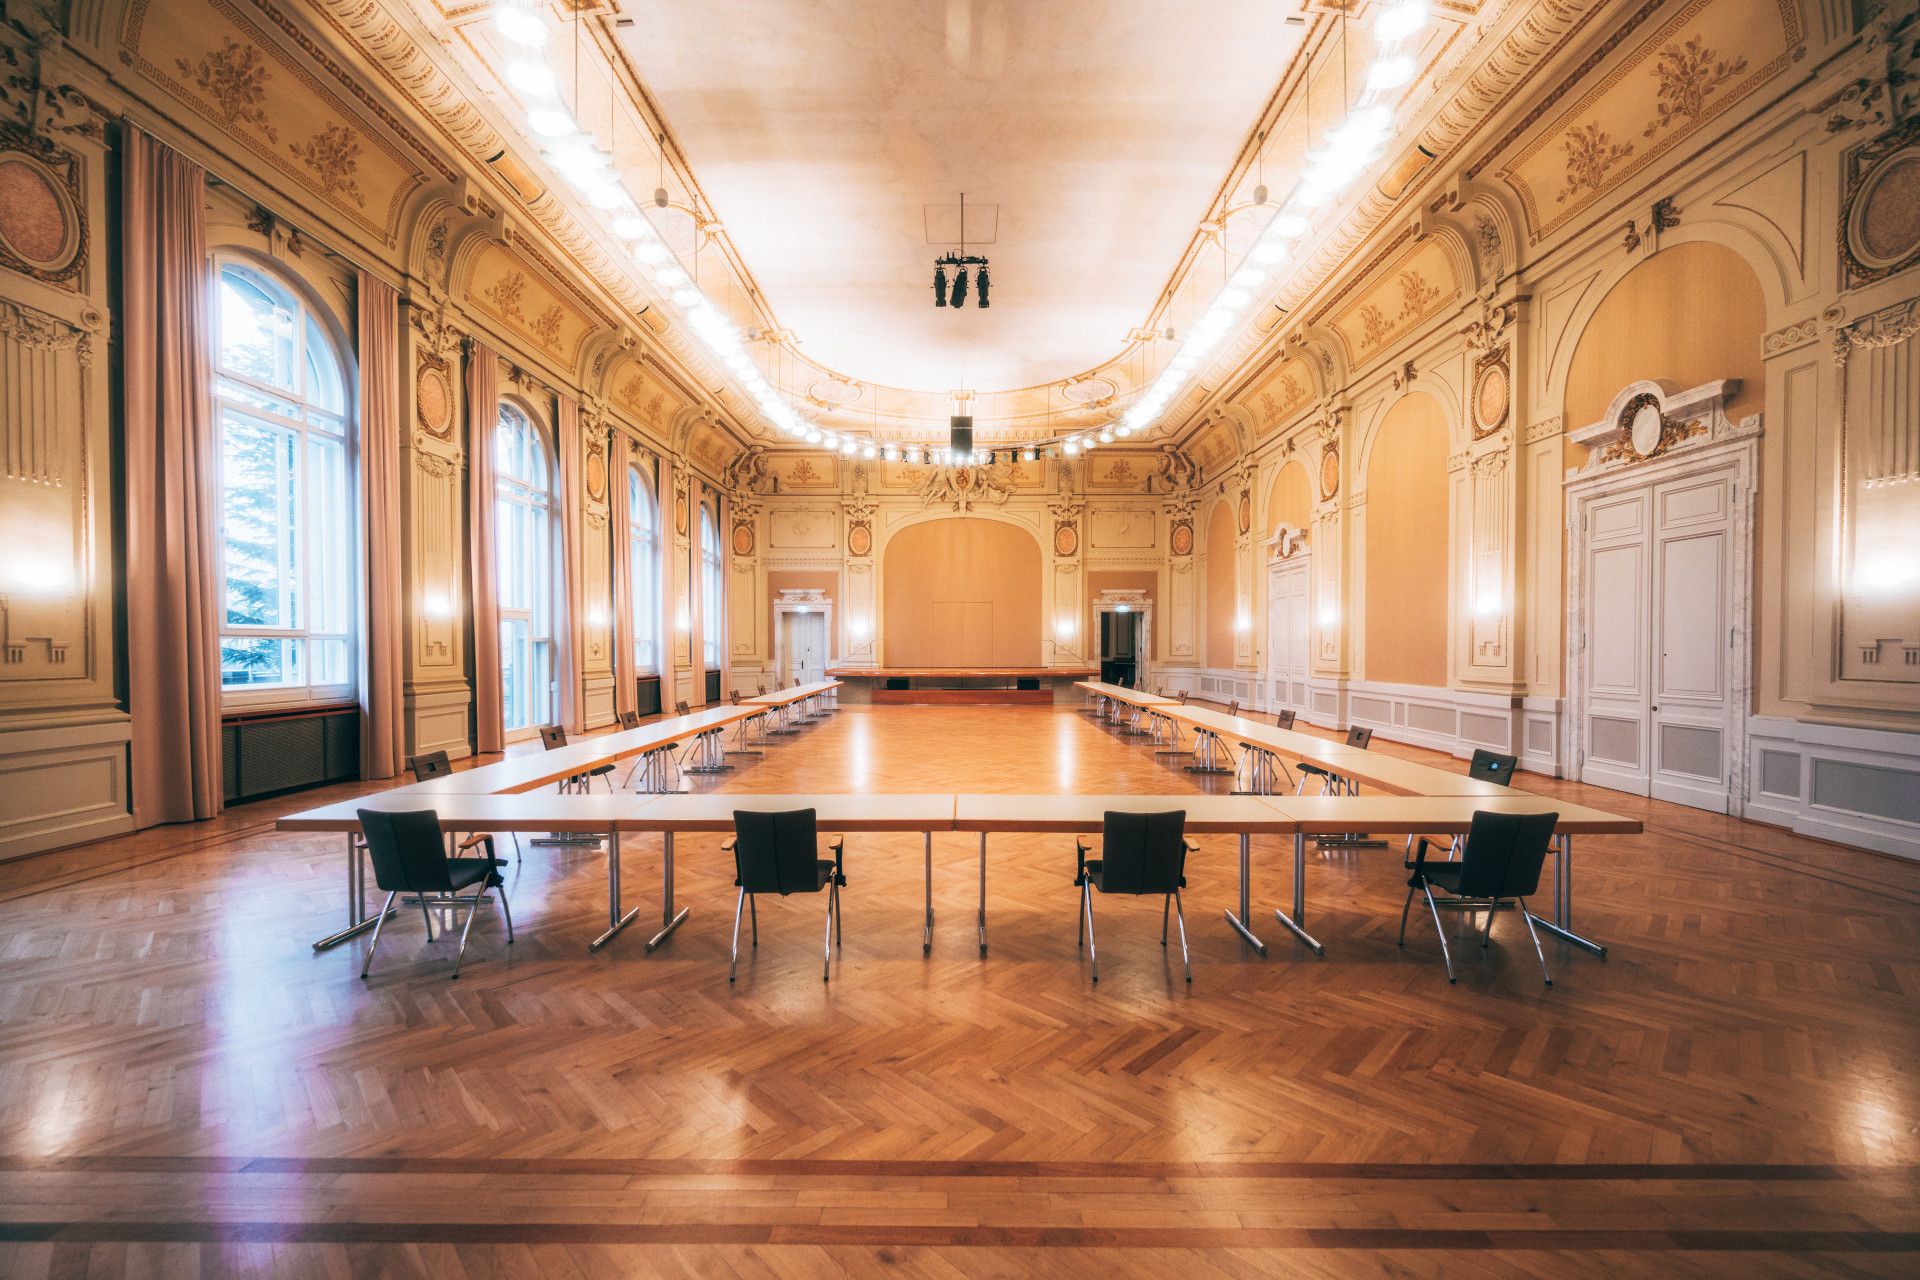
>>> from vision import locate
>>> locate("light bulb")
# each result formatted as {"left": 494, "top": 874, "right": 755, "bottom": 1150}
{"left": 1367, "top": 56, "right": 1414, "bottom": 92}
{"left": 1375, "top": 0, "right": 1429, "bottom": 42}
{"left": 528, "top": 108, "right": 575, "bottom": 138}
{"left": 840, "top": 438, "right": 857, "bottom": 456}
{"left": 671, "top": 287, "right": 701, "bottom": 308}
{"left": 883, "top": 445, "right": 898, "bottom": 461}
{"left": 633, "top": 242, "right": 668, "bottom": 264}
{"left": 654, "top": 264, "right": 688, "bottom": 288}
{"left": 494, "top": 6, "right": 548, "bottom": 46}
{"left": 613, "top": 215, "right": 649, "bottom": 239}
{"left": 1268, "top": 212, "right": 1310, "bottom": 239}
{"left": 1219, "top": 287, "right": 1251, "bottom": 311}
{"left": 1063, "top": 439, "right": 1080, "bottom": 455}
{"left": 1255, "top": 240, "right": 1289, "bottom": 265}
{"left": 1098, "top": 428, "right": 1114, "bottom": 443}
{"left": 586, "top": 181, "right": 625, "bottom": 209}
{"left": 862, "top": 445, "right": 876, "bottom": 459}
{"left": 506, "top": 60, "right": 557, "bottom": 97}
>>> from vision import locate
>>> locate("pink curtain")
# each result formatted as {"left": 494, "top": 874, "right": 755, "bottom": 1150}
{"left": 717, "top": 488, "right": 732, "bottom": 698}
{"left": 356, "top": 272, "right": 404, "bottom": 779}
{"left": 659, "top": 452, "right": 679, "bottom": 707}
{"left": 122, "top": 125, "right": 222, "bottom": 827}
{"left": 556, "top": 394, "right": 585, "bottom": 732}
{"left": 608, "top": 431, "right": 638, "bottom": 718}
{"left": 688, "top": 481, "right": 706, "bottom": 705}
{"left": 467, "top": 343, "right": 503, "bottom": 754}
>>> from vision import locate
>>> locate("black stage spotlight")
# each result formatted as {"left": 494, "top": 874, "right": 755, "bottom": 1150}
{"left": 949, "top": 414, "right": 973, "bottom": 458}
{"left": 933, "top": 263, "right": 948, "bottom": 307}
{"left": 976, "top": 263, "right": 990, "bottom": 308}
{"left": 950, "top": 266, "right": 969, "bottom": 307}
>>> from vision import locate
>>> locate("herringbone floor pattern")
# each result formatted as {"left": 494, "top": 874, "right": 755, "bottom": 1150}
{"left": 1, "top": 705, "right": 1916, "bottom": 1276}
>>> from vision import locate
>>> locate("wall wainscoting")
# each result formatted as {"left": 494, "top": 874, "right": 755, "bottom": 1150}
{"left": 0, "top": 720, "right": 135, "bottom": 861}
{"left": 1745, "top": 717, "right": 1920, "bottom": 862}
{"left": 405, "top": 679, "right": 473, "bottom": 763}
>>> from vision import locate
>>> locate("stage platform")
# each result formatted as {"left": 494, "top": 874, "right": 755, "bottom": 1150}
{"left": 826, "top": 667, "right": 1099, "bottom": 705}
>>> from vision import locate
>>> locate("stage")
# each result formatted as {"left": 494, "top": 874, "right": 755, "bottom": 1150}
{"left": 826, "top": 666, "right": 1100, "bottom": 705}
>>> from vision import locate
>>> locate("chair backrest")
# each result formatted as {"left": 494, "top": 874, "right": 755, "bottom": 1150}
{"left": 1468, "top": 749, "right": 1517, "bottom": 786}
{"left": 1097, "top": 810, "right": 1188, "bottom": 895}
{"left": 1453, "top": 810, "right": 1558, "bottom": 899}
{"left": 675, "top": 700, "right": 690, "bottom": 716}
{"left": 617, "top": 710, "right": 640, "bottom": 729}
{"left": 408, "top": 750, "right": 452, "bottom": 781}
{"left": 730, "top": 690, "right": 743, "bottom": 704}
{"left": 358, "top": 808, "right": 455, "bottom": 894}
{"left": 539, "top": 725, "right": 567, "bottom": 751}
{"left": 1177, "top": 690, "right": 1189, "bottom": 703}
{"left": 757, "top": 684, "right": 768, "bottom": 696}
{"left": 731, "top": 809, "right": 823, "bottom": 895}
{"left": 1227, "top": 699, "right": 1240, "bottom": 717}
{"left": 1345, "top": 725, "right": 1372, "bottom": 749}
{"left": 1274, "top": 709, "right": 1296, "bottom": 730}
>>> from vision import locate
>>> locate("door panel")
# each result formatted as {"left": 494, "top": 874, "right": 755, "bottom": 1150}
{"left": 1580, "top": 490, "right": 1652, "bottom": 795}
{"left": 1649, "top": 473, "right": 1735, "bottom": 812}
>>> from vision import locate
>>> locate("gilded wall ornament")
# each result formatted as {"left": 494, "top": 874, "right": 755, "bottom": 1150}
{"left": 1318, "top": 445, "right": 1340, "bottom": 500}
{"left": 1842, "top": 121, "right": 1920, "bottom": 286}
{"left": 0, "top": 147, "right": 83, "bottom": 285}
{"left": 1472, "top": 350, "right": 1512, "bottom": 439}
{"left": 1169, "top": 519, "right": 1194, "bottom": 557}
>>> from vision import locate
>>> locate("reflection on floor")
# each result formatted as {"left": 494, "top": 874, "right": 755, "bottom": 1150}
{"left": 1, "top": 704, "right": 1916, "bottom": 1275}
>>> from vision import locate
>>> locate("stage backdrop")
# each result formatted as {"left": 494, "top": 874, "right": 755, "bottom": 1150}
{"left": 882, "top": 518, "right": 1042, "bottom": 667}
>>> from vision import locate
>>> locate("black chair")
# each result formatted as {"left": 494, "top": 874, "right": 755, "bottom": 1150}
{"left": 1406, "top": 750, "right": 1518, "bottom": 868}
{"left": 1226, "top": 698, "right": 1241, "bottom": 717}
{"left": 674, "top": 700, "right": 691, "bottom": 717}
{"left": 408, "top": 751, "right": 514, "bottom": 861}
{"left": 1074, "top": 810, "right": 1197, "bottom": 983}
{"left": 539, "top": 724, "right": 615, "bottom": 793}
{"left": 720, "top": 809, "right": 847, "bottom": 982}
{"left": 1297, "top": 724, "right": 1375, "bottom": 795}
{"left": 1275, "top": 709, "right": 1296, "bottom": 730}
{"left": 1346, "top": 725, "right": 1372, "bottom": 749}
{"left": 617, "top": 710, "right": 640, "bottom": 729}
{"left": 1401, "top": 809, "right": 1557, "bottom": 986}
{"left": 357, "top": 807, "right": 513, "bottom": 979}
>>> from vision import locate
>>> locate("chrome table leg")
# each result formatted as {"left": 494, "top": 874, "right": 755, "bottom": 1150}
{"left": 977, "top": 832, "right": 988, "bottom": 956}
{"left": 1222, "top": 833, "right": 1267, "bottom": 954}
{"left": 1530, "top": 833, "right": 1607, "bottom": 957}
{"left": 646, "top": 830, "right": 690, "bottom": 951}
{"left": 591, "top": 826, "right": 642, "bottom": 950}
{"left": 1272, "top": 833, "right": 1325, "bottom": 954}
{"left": 313, "top": 833, "right": 395, "bottom": 951}
{"left": 923, "top": 830, "right": 935, "bottom": 955}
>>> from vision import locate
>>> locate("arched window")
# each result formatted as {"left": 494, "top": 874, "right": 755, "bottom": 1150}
{"left": 214, "top": 258, "right": 354, "bottom": 702}
{"left": 700, "top": 502, "right": 723, "bottom": 669}
{"left": 628, "top": 465, "right": 659, "bottom": 672}
{"left": 495, "top": 402, "right": 554, "bottom": 735}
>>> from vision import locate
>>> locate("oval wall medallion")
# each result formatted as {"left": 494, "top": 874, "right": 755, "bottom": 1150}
{"left": 415, "top": 364, "right": 453, "bottom": 437}
{"left": 1850, "top": 146, "right": 1920, "bottom": 272}
{"left": 585, "top": 451, "right": 608, "bottom": 502}
{"left": 1318, "top": 446, "right": 1340, "bottom": 500}
{"left": 1236, "top": 493, "right": 1251, "bottom": 534}
{"left": 0, "top": 151, "right": 81, "bottom": 279}
{"left": 1170, "top": 520, "right": 1194, "bottom": 557}
{"left": 674, "top": 490, "right": 689, "bottom": 535}
{"left": 1054, "top": 523, "right": 1079, "bottom": 557}
{"left": 847, "top": 522, "right": 873, "bottom": 557}
{"left": 1473, "top": 361, "right": 1511, "bottom": 437}
{"left": 1627, "top": 399, "right": 1664, "bottom": 457}
{"left": 1062, "top": 377, "right": 1117, "bottom": 405}
{"left": 731, "top": 521, "right": 755, "bottom": 556}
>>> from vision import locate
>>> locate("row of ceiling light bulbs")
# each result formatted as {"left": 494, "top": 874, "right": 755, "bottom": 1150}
{"left": 491, "top": 0, "right": 1426, "bottom": 460}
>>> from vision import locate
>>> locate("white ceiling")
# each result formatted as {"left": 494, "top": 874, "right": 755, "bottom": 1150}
{"left": 613, "top": 1, "right": 1304, "bottom": 394}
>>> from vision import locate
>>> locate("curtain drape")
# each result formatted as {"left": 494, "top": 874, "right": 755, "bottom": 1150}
{"left": 658, "top": 453, "right": 679, "bottom": 708}
{"left": 609, "top": 431, "right": 638, "bottom": 718}
{"left": 556, "top": 394, "right": 585, "bottom": 733}
{"left": 356, "top": 272, "right": 404, "bottom": 779}
{"left": 122, "top": 124, "right": 222, "bottom": 827}
{"left": 688, "top": 481, "right": 706, "bottom": 705}
{"left": 717, "top": 489, "right": 732, "bottom": 699}
{"left": 466, "top": 342, "right": 503, "bottom": 754}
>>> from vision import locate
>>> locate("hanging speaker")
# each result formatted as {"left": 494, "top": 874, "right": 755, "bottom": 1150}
{"left": 949, "top": 415, "right": 973, "bottom": 458}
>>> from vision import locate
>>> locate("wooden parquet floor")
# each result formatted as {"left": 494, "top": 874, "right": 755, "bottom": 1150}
{"left": 1, "top": 704, "right": 1917, "bottom": 1277}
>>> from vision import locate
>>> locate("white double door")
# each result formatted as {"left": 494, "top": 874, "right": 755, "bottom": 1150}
{"left": 1575, "top": 466, "right": 1742, "bottom": 812}
{"left": 1266, "top": 558, "right": 1310, "bottom": 710}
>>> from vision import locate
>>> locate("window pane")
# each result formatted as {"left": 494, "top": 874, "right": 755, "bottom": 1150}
{"left": 221, "top": 413, "right": 296, "bottom": 629}
{"left": 306, "top": 435, "right": 352, "bottom": 635}
{"left": 217, "top": 265, "right": 298, "bottom": 391}
{"left": 217, "top": 377, "right": 302, "bottom": 422}
{"left": 304, "top": 319, "right": 347, "bottom": 417}
{"left": 222, "top": 636, "right": 302, "bottom": 689}
{"left": 310, "top": 637, "right": 352, "bottom": 688}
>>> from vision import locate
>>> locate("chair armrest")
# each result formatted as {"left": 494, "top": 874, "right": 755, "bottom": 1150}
{"left": 1182, "top": 839, "right": 1200, "bottom": 855}
{"left": 1074, "top": 837, "right": 1091, "bottom": 884}
{"left": 719, "top": 836, "right": 736, "bottom": 853}
{"left": 456, "top": 833, "right": 491, "bottom": 850}
{"left": 829, "top": 837, "right": 846, "bottom": 884}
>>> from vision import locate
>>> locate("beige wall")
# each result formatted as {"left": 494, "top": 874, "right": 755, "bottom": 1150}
{"left": 1204, "top": 499, "right": 1237, "bottom": 669}
{"left": 1564, "top": 242, "right": 1767, "bottom": 465}
{"left": 1364, "top": 394, "right": 1449, "bottom": 688}
{"left": 764, "top": 570, "right": 840, "bottom": 654}
{"left": 1266, "top": 461, "right": 1312, "bottom": 540}
{"left": 881, "top": 519, "right": 1042, "bottom": 667}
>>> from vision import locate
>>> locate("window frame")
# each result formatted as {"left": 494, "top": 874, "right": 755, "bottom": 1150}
{"left": 628, "top": 463, "right": 660, "bottom": 675}
{"left": 494, "top": 398, "right": 557, "bottom": 741}
{"left": 699, "top": 499, "right": 723, "bottom": 670}
{"left": 212, "top": 253, "right": 358, "bottom": 711}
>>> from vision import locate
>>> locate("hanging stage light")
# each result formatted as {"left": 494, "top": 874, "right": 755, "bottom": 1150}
{"left": 950, "top": 266, "right": 969, "bottom": 308}
{"left": 976, "top": 263, "right": 990, "bottom": 308}
{"left": 933, "top": 263, "right": 948, "bottom": 308}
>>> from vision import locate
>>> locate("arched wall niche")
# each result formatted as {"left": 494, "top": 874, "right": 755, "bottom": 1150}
{"left": 879, "top": 516, "right": 1043, "bottom": 667}
{"left": 1562, "top": 241, "right": 1769, "bottom": 467}
{"left": 1266, "top": 458, "right": 1313, "bottom": 542}
{"left": 1204, "top": 497, "right": 1237, "bottom": 669}
{"left": 1362, "top": 391, "right": 1450, "bottom": 688}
